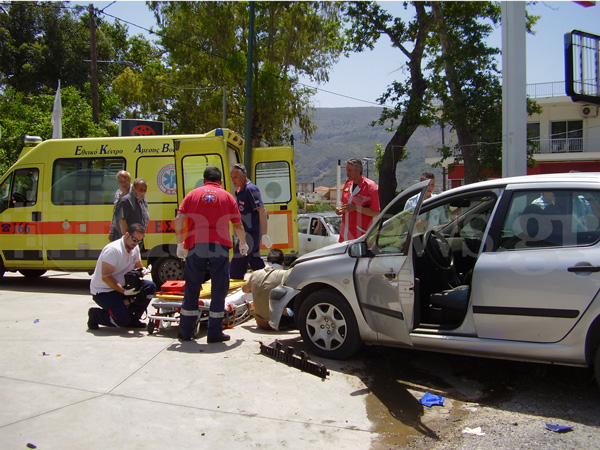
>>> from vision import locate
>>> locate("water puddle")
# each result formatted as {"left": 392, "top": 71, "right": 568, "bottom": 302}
{"left": 355, "top": 346, "right": 491, "bottom": 448}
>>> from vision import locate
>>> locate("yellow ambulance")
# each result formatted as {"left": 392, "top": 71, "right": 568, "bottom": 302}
{"left": 0, "top": 128, "right": 298, "bottom": 285}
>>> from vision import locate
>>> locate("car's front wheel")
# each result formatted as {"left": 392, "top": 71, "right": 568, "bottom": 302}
{"left": 298, "top": 288, "right": 362, "bottom": 359}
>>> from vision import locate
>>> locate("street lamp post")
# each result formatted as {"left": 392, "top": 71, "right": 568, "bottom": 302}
{"left": 362, "top": 157, "right": 373, "bottom": 179}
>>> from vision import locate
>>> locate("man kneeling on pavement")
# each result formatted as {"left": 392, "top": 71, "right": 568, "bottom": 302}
{"left": 88, "top": 223, "right": 156, "bottom": 329}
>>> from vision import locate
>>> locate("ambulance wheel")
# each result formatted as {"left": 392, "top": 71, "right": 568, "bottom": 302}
{"left": 152, "top": 257, "right": 184, "bottom": 287}
{"left": 19, "top": 269, "right": 46, "bottom": 278}
{"left": 0, "top": 258, "right": 4, "bottom": 280}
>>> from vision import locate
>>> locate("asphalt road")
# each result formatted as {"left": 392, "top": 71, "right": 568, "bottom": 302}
{"left": 357, "top": 346, "right": 600, "bottom": 449}
{"left": 1, "top": 270, "right": 599, "bottom": 449}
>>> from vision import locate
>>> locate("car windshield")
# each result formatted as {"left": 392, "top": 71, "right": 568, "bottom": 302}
{"left": 324, "top": 216, "right": 341, "bottom": 234}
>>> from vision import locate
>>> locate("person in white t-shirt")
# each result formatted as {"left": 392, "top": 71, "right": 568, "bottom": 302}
{"left": 88, "top": 223, "right": 156, "bottom": 330}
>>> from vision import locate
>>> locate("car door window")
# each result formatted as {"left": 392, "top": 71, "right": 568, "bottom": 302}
{"left": 365, "top": 205, "right": 414, "bottom": 255}
{"left": 0, "top": 173, "right": 13, "bottom": 213}
{"left": 324, "top": 215, "right": 341, "bottom": 235}
{"left": 416, "top": 193, "right": 497, "bottom": 245}
{"left": 310, "top": 218, "right": 321, "bottom": 235}
{"left": 499, "top": 190, "right": 600, "bottom": 250}
{"left": 12, "top": 168, "right": 39, "bottom": 207}
{"left": 298, "top": 217, "right": 309, "bottom": 234}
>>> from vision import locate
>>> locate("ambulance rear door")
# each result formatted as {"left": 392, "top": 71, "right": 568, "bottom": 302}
{"left": 173, "top": 136, "right": 232, "bottom": 204}
{"left": 251, "top": 146, "right": 298, "bottom": 259}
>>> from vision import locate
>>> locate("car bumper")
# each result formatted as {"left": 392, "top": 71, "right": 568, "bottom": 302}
{"left": 269, "top": 285, "right": 300, "bottom": 330}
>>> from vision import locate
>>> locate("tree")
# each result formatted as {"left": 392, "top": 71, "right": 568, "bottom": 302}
{"left": 0, "top": 86, "right": 116, "bottom": 174}
{"left": 345, "top": 2, "right": 435, "bottom": 208}
{"left": 141, "top": 1, "right": 345, "bottom": 146}
{"left": 0, "top": 1, "right": 157, "bottom": 169}
{"left": 347, "top": 1, "right": 538, "bottom": 206}
{"left": 429, "top": 2, "right": 539, "bottom": 183}
{"left": 0, "top": 2, "right": 150, "bottom": 95}
{"left": 429, "top": 2, "right": 501, "bottom": 184}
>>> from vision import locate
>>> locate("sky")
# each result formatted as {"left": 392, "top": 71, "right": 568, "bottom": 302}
{"left": 86, "top": 0, "right": 600, "bottom": 108}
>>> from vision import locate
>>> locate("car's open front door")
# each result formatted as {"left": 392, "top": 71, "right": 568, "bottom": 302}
{"left": 353, "top": 181, "right": 430, "bottom": 344}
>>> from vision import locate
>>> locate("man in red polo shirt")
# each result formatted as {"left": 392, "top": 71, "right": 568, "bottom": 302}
{"left": 174, "top": 166, "right": 248, "bottom": 343}
{"left": 335, "top": 158, "right": 381, "bottom": 242}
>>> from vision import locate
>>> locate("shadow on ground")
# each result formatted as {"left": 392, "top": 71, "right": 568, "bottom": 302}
{"left": 268, "top": 334, "right": 600, "bottom": 447}
{"left": 1, "top": 273, "right": 90, "bottom": 295}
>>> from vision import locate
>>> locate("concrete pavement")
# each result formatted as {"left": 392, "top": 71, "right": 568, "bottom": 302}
{"left": 0, "top": 271, "right": 378, "bottom": 449}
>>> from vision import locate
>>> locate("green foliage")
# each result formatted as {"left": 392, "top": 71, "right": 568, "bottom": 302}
{"left": 373, "top": 143, "right": 384, "bottom": 176}
{"left": 345, "top": 1, "right": 436, "bottom": 207}
{"left": 0, "top": 1, "right": 160, "bottom": 171}
{"left": 347, "top": 1, "right": 539, "bottom": 187}
{"left": 0, "top": 86, "right": 115, "bottom": 174}
{"left": 143, "top": 1, "right": 344, "bottom": 145}
{"left": 306, "top": 201, "right": 335, "bottom": 213}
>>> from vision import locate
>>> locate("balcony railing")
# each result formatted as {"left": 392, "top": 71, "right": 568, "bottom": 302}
{"left": 530, "top": 138, "right": 585, "bottom": 154}
{"left": 427, "top": 138, "right": 600, "bottom": 159}
{"left": 527, "top": 81, "right": 566, "bottom": 98}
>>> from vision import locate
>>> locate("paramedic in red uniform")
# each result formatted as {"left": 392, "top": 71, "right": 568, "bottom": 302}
{"left": 174, "top": 166, "right": 248, "bottom": 343}
{"left": 335, "top": 158, "right": 381, "bottom": 242}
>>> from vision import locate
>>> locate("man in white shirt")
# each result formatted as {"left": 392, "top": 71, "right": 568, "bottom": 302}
{"left": 88, "top": 223, "right": 156, "bottom": 329}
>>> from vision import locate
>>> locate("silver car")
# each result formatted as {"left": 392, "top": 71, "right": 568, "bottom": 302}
{"left": 270, "top": 173, "right": 600, "bottom": 387}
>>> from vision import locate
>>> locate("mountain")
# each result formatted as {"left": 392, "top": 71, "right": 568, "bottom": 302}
{"left": 292, "top": 107, "right": 445, "bottom": 194}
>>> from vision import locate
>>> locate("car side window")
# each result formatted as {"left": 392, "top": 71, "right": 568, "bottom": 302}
{"left": 366, "top": 209, "right": 414, "bottom": 255}
{"left": 499, "top": 190, "right": 600, "bottom": 250}
{"left": 11, "top": 168, "right": 39, "bottom": 208}
{"left": 298, "top": 217, "right": 309, "bottom": 234}
{"left": 310, "top": 218, "right": 321, "bottom": 235}
{"left": 324, "top": 215, "right": 341, "bottom": 235}
{"left": 0, "top": 172, "right": 13, "bottom": 213}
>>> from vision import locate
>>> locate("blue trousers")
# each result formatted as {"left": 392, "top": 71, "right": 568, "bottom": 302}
{"left": 229, "top": 230, "right": 264, "bottom": 279}
{"left": 91, "top": 279, "right": 156, "bottom": 327}
{"left": 179, "top": 243, "right": 230, "bottom": 340}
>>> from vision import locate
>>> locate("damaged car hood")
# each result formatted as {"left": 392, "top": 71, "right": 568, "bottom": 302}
{"left": 292, "top": 241, "right": 350, "bottom": 265}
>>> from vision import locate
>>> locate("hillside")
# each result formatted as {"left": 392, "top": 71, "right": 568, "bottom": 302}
{"left": 292, "top": 107, "right": 445, "bottom": 194}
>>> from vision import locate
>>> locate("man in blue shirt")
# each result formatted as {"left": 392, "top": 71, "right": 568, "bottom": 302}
{"left": 229, "top": 163, "right": 272, "bottom": 280}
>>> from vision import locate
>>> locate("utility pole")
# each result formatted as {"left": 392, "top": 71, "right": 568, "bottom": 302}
{"left": 89, "top": 4, "right": 99, "bottom": 124}
{"left": 222, "top": 86, "right": 227, "bottom": 129}
{"left": 243, "top": 2, "right": 255, "bottom": 172}
{"left": 501, "top": 1, "right": 527, "bottom": 177}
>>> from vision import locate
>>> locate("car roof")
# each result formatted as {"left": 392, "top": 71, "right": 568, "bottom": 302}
{"left": 430, "top": 172, "right": 600, "bottom": 200}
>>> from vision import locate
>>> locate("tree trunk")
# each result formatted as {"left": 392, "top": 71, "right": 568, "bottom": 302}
{"left": 432, "top": 3, "right": 481, "bottom": 185}
{"left": 379, "top": 127, "right": 413, "bottom": 207}
{"left": 377, "top": 2, "right": 431, "bottom": 209}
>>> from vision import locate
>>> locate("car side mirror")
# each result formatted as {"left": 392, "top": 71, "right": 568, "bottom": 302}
{"left": 349, "top": 242, "right": 367, "bottom": 258}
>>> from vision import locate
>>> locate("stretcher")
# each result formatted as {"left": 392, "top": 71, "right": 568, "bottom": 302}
{"left": 147, "top": 279, "right": 253, "bottom": 335}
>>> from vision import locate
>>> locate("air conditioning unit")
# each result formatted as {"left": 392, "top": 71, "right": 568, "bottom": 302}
{"left": 581, "top": 105, "right": 598, "bottom": 118}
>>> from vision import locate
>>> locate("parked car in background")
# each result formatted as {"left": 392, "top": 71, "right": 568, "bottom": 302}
{"left": 271, "top": 173, "right": 600, "bottom": 388}
{"left": 297, "top": 212, "right": 341, "bottom": 256}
